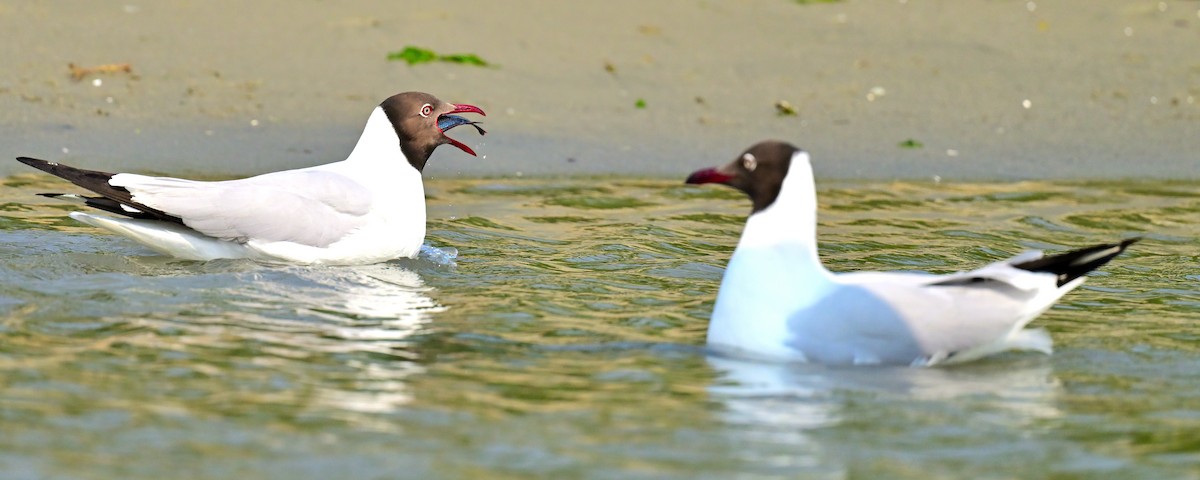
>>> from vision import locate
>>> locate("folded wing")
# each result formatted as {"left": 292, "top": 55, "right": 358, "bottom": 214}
{"left": 19, "top": 157, "right": 373, "bottom": 248}
{"left": 111, "top": 169, "right": 373, "bottom": 248}
{"left": 823, "top": 257, "right": 1064, "bottom": 365}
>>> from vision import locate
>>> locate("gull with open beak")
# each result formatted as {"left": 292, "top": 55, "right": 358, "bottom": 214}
{"left": 17, "top": 91, "right": 486, "bottom": 265}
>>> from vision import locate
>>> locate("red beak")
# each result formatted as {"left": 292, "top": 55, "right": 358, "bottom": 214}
{"left": 439, "top": 103, "right": 487, "bottom": 156}
{"left": 685, "top": 166, "right": 736, "bottom": 185}
{"left": 448, "top": 103, "right": 486, "bottom": 116}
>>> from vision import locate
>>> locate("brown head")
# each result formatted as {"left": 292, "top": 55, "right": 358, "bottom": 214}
{"left": 379, "top": 91, "right": 487, "bottom": 172}
{"left": 685, "top": 140, "right": 801, "bottom": 213}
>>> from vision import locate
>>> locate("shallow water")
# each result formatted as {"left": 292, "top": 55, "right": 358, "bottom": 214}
{"left": 0, "top": 175, "right": 1198, "bottom": 479}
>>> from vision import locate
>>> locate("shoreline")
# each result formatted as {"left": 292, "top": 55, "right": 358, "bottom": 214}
{"left": 1, "top": 0, "right": 1197, "bottom": 180}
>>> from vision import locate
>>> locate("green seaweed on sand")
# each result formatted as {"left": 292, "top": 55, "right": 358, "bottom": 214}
{"left": 439, "top": 53, "right": 490, "bottom": 67}
{"left": 898, "top": 138, "right": 924, "bottom": 149}
{"left": 387, "top": 46, "right": 492, "bottom": 67}
{"left": 388, "top": 46, "right": 436, "bottom": 65}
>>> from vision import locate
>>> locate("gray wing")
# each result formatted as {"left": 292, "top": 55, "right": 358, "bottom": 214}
{"left": 867, "top": 276, "right": 1050, "bottom": 361}
{"left": 793, "top": 262, "right": 1059, "bottom": 365}
{"left": 108, "top": 169, "right": 374, "bottom": 247}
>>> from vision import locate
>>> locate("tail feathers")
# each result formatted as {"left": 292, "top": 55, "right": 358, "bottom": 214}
{"left": 36, "top": 193, "right": 88, "bottom": 205}
{"left": 38, "top": 193, "right": 164, "bottom": 220}
{"left": 17, "top": 157, "right": 183, "bottom": 224}
{"left": 1012, "top": 237, "right": 1140, "bottom": 287}
{"left": 17, "top": 157, "right": 123, "bottom": 199}
{"left": 68, "top": 212, "right": 249, "bottom": 261}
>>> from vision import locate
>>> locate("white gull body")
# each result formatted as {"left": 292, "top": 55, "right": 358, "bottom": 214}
{"left": 20, "top": 91, "right": 485, "bottom": 265}
{"left": 72, "top": 108, "right": 424, "bottom": 264}
{"left": 693, "top": 141, "right": 1135, "bottom": 367}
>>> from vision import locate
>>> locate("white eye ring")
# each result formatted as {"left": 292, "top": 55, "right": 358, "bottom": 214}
{"left": 742, "top": 153, "right": 757, "bottom": 172}
{"left": 419, "top": 103, "right": 433, "bottom": 117}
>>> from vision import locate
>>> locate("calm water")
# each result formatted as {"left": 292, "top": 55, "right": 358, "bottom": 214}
{"left": 0, "top": 174, "right": 1198, "bottom": 479}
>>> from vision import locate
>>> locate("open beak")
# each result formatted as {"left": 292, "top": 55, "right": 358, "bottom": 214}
{"left": 685, "top": 165, "right": 736, "bottom": 185}
{"left": 438, "top": 103, "right": 487, "bottom": 156}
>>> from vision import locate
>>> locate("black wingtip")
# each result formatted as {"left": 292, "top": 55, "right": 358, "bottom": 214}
{"left": 1013, "top": 237, "right": 1141, "bottom": 287}
{"left": 16, "top": 160, "right": 186, "bottom": 224}
{"left": 17, "top": 156, "right": 49, "bottom": 167}
{"left": 16, "top": 157, "right": 65, "bottom": 178}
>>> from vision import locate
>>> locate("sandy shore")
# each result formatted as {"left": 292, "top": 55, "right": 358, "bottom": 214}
{"left": 1, "top": 0, "right": 1197, "bottom": 180}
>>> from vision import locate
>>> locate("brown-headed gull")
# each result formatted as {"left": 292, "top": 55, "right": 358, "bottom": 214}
{"left": 686, "top": 140, "right": 1138, "bottom": 366}
{"left": 17, "top": 91, "right": 485, "bottom": 265}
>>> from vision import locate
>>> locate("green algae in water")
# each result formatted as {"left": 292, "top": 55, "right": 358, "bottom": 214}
{"left": 453, "top": 183, "right": 612, "bottom": 197}
{"left": 525, "top": 216, "right": 598, "bottom": 224}
{"left": 450, "top": 216, "right": 518, "bottom": 231}
{"left": 670, "top": 213, "right": 747, "bottom": 225}
{"left": 544, "top": 196, "right": 657, "bottom": 209}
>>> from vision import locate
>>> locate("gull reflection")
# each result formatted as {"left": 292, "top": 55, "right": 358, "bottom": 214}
{"left": 705, "top": 355, "right": 1063, "bottom": 474}
{"left": 192, "top": 261, "right": 446, "bottom": 418}
{"left": 708, "top": 354, "right": 1062, "bottom": 429}
{"left": 287, "top": 263, "right": 444, "bottom": 415}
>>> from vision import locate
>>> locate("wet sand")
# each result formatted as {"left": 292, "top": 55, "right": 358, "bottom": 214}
{"left": 1, "top": 0, "right": 1197, "bottom": 179}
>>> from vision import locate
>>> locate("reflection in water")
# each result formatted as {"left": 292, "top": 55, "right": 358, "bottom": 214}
{"left": 230, "top": 262, "right": 446, "bottom": 416}
{"left": 12, "top": 252, "right": 447, "bottom": 419}
{"left": 2, "top": 175, "right": 1199, "bottom": 478}
{"left": 706, "top": 354, "right": 1063, "bottom": 473}
{"left": 709, "top": 355, "right": 1062, "bottom": 427}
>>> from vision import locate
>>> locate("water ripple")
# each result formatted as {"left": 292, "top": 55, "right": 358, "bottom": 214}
{"left": 1, "top": 175, "right": 1198, "bottom": 477}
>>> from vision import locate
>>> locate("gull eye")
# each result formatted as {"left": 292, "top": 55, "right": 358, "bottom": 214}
{"left": 741, "top": 153, "right": 757, "bottom": 172}
{"left": 419, "top": 103, "right": 433, "bottom": 117}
